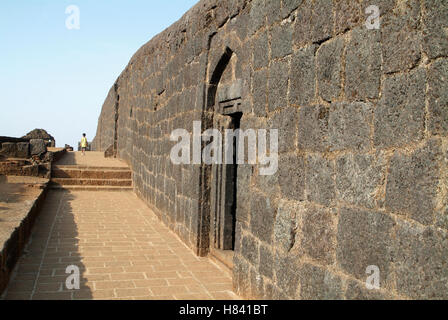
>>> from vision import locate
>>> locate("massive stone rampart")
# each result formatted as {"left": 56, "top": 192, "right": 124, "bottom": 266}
{"left": 92, "top": 0, "right": 448, "bottom": 299}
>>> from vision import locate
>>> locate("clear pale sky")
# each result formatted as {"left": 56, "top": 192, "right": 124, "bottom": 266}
{"left": 0, "top": 0, "right": 198, "bottom": 148}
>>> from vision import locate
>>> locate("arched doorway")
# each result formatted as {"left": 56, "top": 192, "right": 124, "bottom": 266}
{"left": 204, "top": 46, "right": 244, "bottom": 269}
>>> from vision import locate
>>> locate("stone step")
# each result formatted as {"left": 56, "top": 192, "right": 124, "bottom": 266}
{"left": 51, "top": 178, "right": 132, "bottom": 187}
{"left": 52, "top": 168, "right": 131, "bottom": 179}
{"left": 49, "top": 185, "right": 134, "bottom": 192}
{"left": 52, "top": 165, "right": 130, "bottom": 171}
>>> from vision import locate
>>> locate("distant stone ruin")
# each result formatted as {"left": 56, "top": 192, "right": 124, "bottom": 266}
{"left": 92, "top": 0, "right": 448, "bottom": 299}
{"left": 22, "top": 129, "right": 55, "bottom": 147}
{"left": 0, "top": 129, "right": 64, "bottom": 178}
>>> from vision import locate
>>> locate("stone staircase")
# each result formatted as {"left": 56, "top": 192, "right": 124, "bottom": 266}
{"left": 50, "top": 165, "right": 133, "bottom": 191}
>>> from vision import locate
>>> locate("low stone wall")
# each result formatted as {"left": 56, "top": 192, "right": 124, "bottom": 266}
{"left": 0, "top": 180, "right": 49, "bottom": 295}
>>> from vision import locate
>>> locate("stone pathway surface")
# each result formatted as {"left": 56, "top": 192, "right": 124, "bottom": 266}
{"left": 54, "top": 151, "right": 128, "bottom": 167}
{"left": 2, "top": 190, "right": 238, "bottom": 300}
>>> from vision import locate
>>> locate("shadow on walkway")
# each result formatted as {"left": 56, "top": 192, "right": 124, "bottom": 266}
{"left": 2, "top": 191, "right": 92, "bottom": 300}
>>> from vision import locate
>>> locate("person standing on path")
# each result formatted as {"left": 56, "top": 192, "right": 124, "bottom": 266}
{"left": 81, "top": 133, "right": 88, "bottom": 156}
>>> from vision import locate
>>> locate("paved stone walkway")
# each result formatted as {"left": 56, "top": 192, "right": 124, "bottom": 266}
{"left": 2, "top": 190, "right": 238, "bottom": 300}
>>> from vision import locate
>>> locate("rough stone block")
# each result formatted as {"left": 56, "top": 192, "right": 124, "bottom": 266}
{"left": 252, "top": 31, "right": 269, "bottom": 70}
{"left": 249, "top": 0, "right": 266, "bottom": 35}
{"left": 381, "top": 0, "right": 421, "bottom": 73}
{"left": 385, "top": 138, "right": 441, "bottom": 225}
{"left": 293, "top": 0, "right": 333, "bottom": 47}
{"left": 252, "top": 69, "right": 268, "bottom": 117}
{"left": 259, "top": 244, "right": 274, "bottom": 279}
{"left": 274, "top": 200, "right": 299, "bottom": 252}
{"left": 301, "top": 206, "right": 336, "bottom": 265}
{"left": 233, "top": 255, "right": 251, "bottom": 297}
{"left": 336, "top": 208, "right": 395, "bottom": 283}
{"left": 281, "top": 0, "right": 302, "bottom": 18}
{"left": 249, "top": 267, "right": 265, "bottom": 299}
{"left": 297, "top": 104, "right": 329, "bottom": 152}
{"left": 274, "top": 251, "right": 300, "bottom": 298}
{"left": 394, "top": 221, "right": 448, "bottom": 299}
{"left": 374, "top": 68, "right": 425, "bottom": 148}
{"left": 427, "top": 59, "right": 448, "bottom": 135}
{"left": 336, "top": 152, "right": 387, "bottom": 209}
{"left": 267, "top": 59, "right": 289, "bottom": 112}
{"left": 270, "top": 23, "right": 293, "bottom": 59}
{"left": 317, "top": 37, "right": 344, "bottom": 102}
{"left": 422, "top": 0, "right": 448, "bottom": 59}
{"left": 328, "top": 102, "right": 373, "bottom": 152}
{"left": 241, "top": 234, "right": 259, "bottom": 266}
{"left": 266, "top": 0, "right": 282, "bottom": 25}
{"left": 250, "top": 191, "right": 275, "bottom": 243}
{"left": 305, "top": 154, "right": 335, "bottom": 206}
{"left": 268, "top": 106, "right": 298, "bottom": 153}
{"left": 0, "top": 143, "right": 17, "bottom": 158}
{"left": 345, "top": 28, "right": 381, "bottom": 101}
{"left": 289, "top": 45, "right": 316, "bottom": 106}
{"left": 278, "top": 153, "right": 305, "bottom": 201}
{"left": 334, "top": 0, "right": 362, "bottom": 34}
{"left": 299, "top": 263, "right": 344, "bottom": 300}
{"left": 29, "top": 139, "right": 47, "bottom": 156}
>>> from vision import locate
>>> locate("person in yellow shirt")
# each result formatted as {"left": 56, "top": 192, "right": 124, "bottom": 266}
{"left": 81, "top": 133, "right": 88, "bottom": 156}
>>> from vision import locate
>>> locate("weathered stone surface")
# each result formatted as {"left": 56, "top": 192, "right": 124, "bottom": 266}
{"left": 233, "top": 255, "right": 250, "bottom": 297}
{"left": 305, "top": 154, "right": 335, "bottom": 206}
{"left": 334, "top": 0, "right": 361, "bottom": 34}
{"left": 381, "top": 0, "right": 421, "bottom": 73}
{"left": 252, "top": 69, "right": 268, "bottom": 116}
{"left": 250, "top": 191, "right": 275, "bottom": 244}
{"left": 236, "top": 164, "right": 252, "bottom": 226}
{"left": 394, "top": 221, "right": 448, "bottom": 299}
{"left": 16, "top": 142, "right": 30, "bottom": 159}
{"left": 299, "top": 263, "right": 344, "bottom": 300}
{"left": 328, "top": 102, "right": 373, "bottom": 152}
{"left": 345, "top": 280, "right": 394, "bottom": 300}
{"left": 252, "top": 31, "right": 269, "bottom": 70}
{"left": 427, "top": 59, "right": 448, "bottom": 136}
{"left": 274, "top": 200, "right": 299, "bottom": 252}
{"left": 281, "top": 0, "right": 301, "bottom": 18}
{"left": 293, "top": 0, "right": 333, "bottom": 47}
{"left": 278, "top": 153, "right": 305, "bottom": 201}
{"left": 249, "top": 0, "right": 266, "bottom": 35}
{"left": 249, "top": 267, "right": 265, "bottom": 298}
{"left": 422, "top": 0, "right": 448, "bottom": 59}
{"left": 317, "top": 37, "right": 344, "bottom": 102}
{"left": 0, "top": 143, "right": 17, "bottom": 158}
{"left": 270, "top": 23, "right": 293, "bottom": 60}
{"left": 386, "top": 138, "right": 441, "bottom": 225}
{"left": 259, "top": 244, "right": 274, "bottom": 279}
{"left": 267, "top": 59, "right": 289, "bottom": 112}
{"left": 265, "top": 0, "right": 282, "bottom": 25}
{"left": 297, "top": 105, "right": 329, "bottom": 151}
{"left": 29, "top": 139, "right": 47, "bottom": 156}
{"left": 336, "top": 152, "right": 387, "bottom": 209}
{"left": 337, "top": 208, "right": 395, "bottom": 283}
{"left": 274, "top": 251, "right": 300, "bottom": 298}
{"left": 268, "top": 106, "right": 298, "bottom": 153}
{"left": 374, "top": 68, "right": 425, "bottom": 148}
{"left": 241, "top": 234, "right": 259, "bottom": 266}
{"left": 289, "top": 45, "right": 316, "bottom": 106}
{"left": 301, "top": 206, "right": 336, "bottom": 265}
{"left": 345, "top": 28, "right": 381, "bottom": 101}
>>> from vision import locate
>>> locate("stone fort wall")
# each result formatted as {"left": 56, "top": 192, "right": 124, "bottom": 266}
{"left": 92, "top": 0, "right": 448, "bottom": 299}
